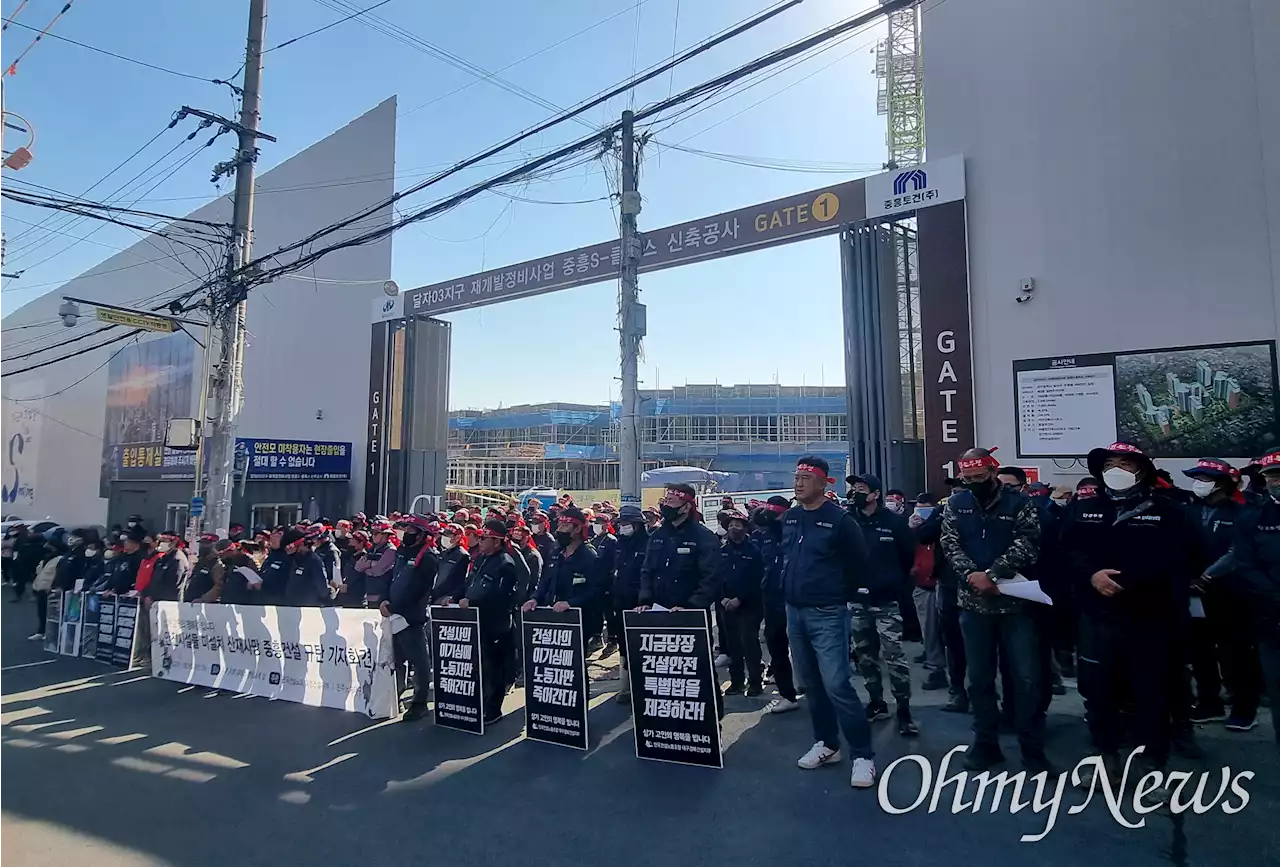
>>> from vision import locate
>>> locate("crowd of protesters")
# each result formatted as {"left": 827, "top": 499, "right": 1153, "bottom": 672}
{"left": 4, "top": 438, "right": 1279, "bottom": 789}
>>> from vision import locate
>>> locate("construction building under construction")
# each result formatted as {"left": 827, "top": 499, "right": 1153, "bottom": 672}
{"left": 447, "top": 383, "right": 855, "bottom": 493}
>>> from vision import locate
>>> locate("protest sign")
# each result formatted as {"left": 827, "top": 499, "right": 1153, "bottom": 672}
{"left": 521, "top": 607, "right": 588, "bottom": 750}
{"left": 430, "top": 606, "right": 485, "bottom": 734}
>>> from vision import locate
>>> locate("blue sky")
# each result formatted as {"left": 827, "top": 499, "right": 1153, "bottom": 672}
{"left": 1, "top": 0, "right": 889, "bottom": 409}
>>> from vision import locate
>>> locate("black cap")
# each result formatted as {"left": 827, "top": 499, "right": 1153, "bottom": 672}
{"left": 125, "top": 525, "right": 148, "bottom": 543}
{"left": 482, "top": 518, "right": 508, "bottom": 538}
{"left": 846, "top": 472, "right": 882, "bottom": 492}
{"left": 766, "top": 496, "right": 791, "bottom": 509}
{"left": 280, "top": 527, "right": 307, "bottom": 547}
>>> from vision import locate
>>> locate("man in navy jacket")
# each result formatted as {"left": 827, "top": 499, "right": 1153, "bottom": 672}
{"left": 781, "top": 456, "right": 877, "bottom": 789}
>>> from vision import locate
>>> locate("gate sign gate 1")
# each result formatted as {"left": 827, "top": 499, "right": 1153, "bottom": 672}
{"left": 623, "top": 609, "right": 723, "bottom": 769}
{"left": 521, "top": 607, "right": 589, "bottom": 750}
{"left": 430, "top": 606, "right": 485, "bottom": 735}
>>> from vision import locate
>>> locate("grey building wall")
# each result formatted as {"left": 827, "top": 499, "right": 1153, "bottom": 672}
{"left": 923, "top": 0, "right": 1279, "bottom": 486}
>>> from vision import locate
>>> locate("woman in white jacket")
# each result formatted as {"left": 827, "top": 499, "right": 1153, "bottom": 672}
{"left": 30, "top": 540, "right": 63, "bottom": 641}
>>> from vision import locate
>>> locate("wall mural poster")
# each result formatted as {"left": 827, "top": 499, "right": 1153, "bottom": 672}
{"left": 2, "top": 389, "right": 42, "bottom": 511}
{"left": 1113, "top": 342, "right": 1278, "bottom": 458}
{"left": 99, "top": 334, "right": 196, "bottom": 496}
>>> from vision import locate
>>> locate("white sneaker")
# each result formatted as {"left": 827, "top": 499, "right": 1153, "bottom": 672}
{"left": 27, "top": 632, "right": 43, "bottom": 641}
{"left": 797, "top": 741, "right": 841, "bottom": 769}
{"left": 715, "top": 653, "right": 730, "bottom": 668}
{"left": 850, "top": 758, "right": 877, "bottom": 788}
{"left": 768, "top": 697, "right": 801, "bottom": 714}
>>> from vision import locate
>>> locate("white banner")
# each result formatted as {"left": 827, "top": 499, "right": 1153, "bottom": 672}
{"left": 150, "top": 602, "right": 398, "bottom": 718}
{"left": 863, "top": 154, "right": 966, "bottom": 220}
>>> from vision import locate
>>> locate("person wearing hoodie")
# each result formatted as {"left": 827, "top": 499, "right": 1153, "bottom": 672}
{"left": 1183, "top": 458, "right": 1263, "bottom": 733}
{"left": 612, "top": 504, "right": 649, "bottom": 704}
{"left": 846, "top": 472, "right": 919, "bottom": 737}
{"left": 461, "top": 519, "right": 520, "bottom": 724}
{"left": 382, "top": 515, "right": 438, "bottom": 720}
{"left": 185, "top": 534, "right": 226, "bottom": 603}
{"left": 1232, "top": 447, "right": 1280, "bottom": 746}
{"left": 1060, "top": 442, "right": 1204, "bottom": 778}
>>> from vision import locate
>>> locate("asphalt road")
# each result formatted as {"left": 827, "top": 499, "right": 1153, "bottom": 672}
{"left": 2, "top": 597, "right": 1277, "bottom": 867}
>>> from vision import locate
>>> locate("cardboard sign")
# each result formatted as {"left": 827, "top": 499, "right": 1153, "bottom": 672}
{"left": 521, "top": 607, "right": 589, "bottom": 750}
{"left": 112, "top": 597, "right": 140, "bottom": 668}
{"left": 430, "top": 606, "right": 485, "bottom": 735}
{"left": 623, "top": 609, "right": 723, "bottom": 769}
{"left": 94, "top": 597, "right": 117, "bottom": 664}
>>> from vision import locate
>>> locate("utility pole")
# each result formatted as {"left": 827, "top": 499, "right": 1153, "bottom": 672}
{"left": 618, "top": 110, "right": 644, "bottom": 506}
{"left": 206, "top": 0, "right": 267, "bottom": 534}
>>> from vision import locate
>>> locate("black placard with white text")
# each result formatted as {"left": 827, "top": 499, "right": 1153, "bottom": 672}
{"left": 112, "top": 596, "right": 140, "bottom": 668}
{"left": 94, "top": 597, "right": 117, "bottom": 664}
{"left": 623, "top": 609, "right": 722, "bottom": 769}
{"left": 521, "top": 608, "right": 589, "bottom": 750}
{"left": 430, "top": 606, "right": 484, "bottom": 735}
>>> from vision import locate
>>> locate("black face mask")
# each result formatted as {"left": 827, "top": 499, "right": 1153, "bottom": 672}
{"left": 402, "top": 530, "right": 421, "bottom": 548}
{"left": 659, "top": 504, "right": 683, "bottom": 522}
{"left": 554, "top": 531, "right": 575, "bottom": 548}
{"left": 851, "top": 491, "right": 871, "bottom": 510}
{"left": 753, "top": 512, "right": 774, "bottom": 526}
{"left": 968, "top": 477, "right": 999, "bottom": 498}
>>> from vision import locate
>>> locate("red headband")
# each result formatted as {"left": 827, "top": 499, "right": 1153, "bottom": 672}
{"left": 796, "top": 463, "right": 834, "bottom": 483}
{"left": 1258, "top": 453, "right": 1280, "bottom": 471}
{"left": 764, "top": 503, "right": 787, "bottom": 514}
{"left": 1195, "top": 459, "right": 1232, "bottom": 475}
{"left": 558, "top": 514, "right": 587, "bottom": 527}
{"left": 482, "top": 528, "right": 507, "bottom": 540}
{"left": 956, "top": 455, "right": 998, "bottom": 470}
{"left": 665, "top": 488, "right": 695, "bottom": 504}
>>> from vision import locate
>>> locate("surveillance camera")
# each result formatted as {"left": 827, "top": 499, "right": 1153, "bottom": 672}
{"left": 57, "top": 299, "right": 79, "bottom": 327}
{"left": 1015, "top": 294, "right": 1033, "bottom": 304}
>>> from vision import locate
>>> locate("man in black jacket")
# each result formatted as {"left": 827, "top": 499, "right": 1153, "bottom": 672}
{"left": 461, "top": 519, "right": 520, "bottom": 724}
{"left": 782, "top": 457, "right": 876, "bottom": 787}
{"left": 1232, "top": 447, "right": 1280, "bottom": 746}
{"left": 755, "top": 496, "right": 799, "bottom": 714}
{"left": 612, "top": 505, "right": 649, "bottom": 704}
{"left": 1060, "top": 442, "right": 1203, "bottom": 775}
{"left": 382, "top": 515, "right": 439, "bottom": 720}
{"left": 1184, "top": 457, "right": 1262, "bottom": 732}
{"left": 260, "top": 528, "right": 291, "bottom": 605}
{"left": 216, "top": 540, "right": 262, "bottom": 605}
{"left": 847, "top": 472, "right": 918, "bottom": 736}
{"left": 283, "top": 528, "right": 329, "bottom": 607}
{"left": 524, "top": 507, "right": 604, "bottom": 614}
{"left": 940, "top": 448, "right": 1047, "bottom": 774}
{"left": 719, "top": 508, "right": 765, "bottom": 697}
{"left": 636, "top": 483, "right": 725, "bottom": 719}
{"left": 145, "top": 533, "right": 189, "bottom": 604}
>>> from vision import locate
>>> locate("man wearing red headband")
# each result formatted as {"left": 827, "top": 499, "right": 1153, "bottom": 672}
{"left": 1230, "top": 446, "right": 1280, "bottom": 746}
{"left": 523, "top": 507, "right": 604, "bottom": 618}
{"left": 940, "top": 447, "right": 1051, "bottom": 775}
{"left": 383, "top": 516, "right": 439, "bottom": 721}
{"left": 1183, "top": 457, "right": 1261, "bottom": 732}
{"left": 1059, "top": 441, "right": 1205, "bottom": 778}
{"left": 461, "top": 519, "right": 521, "bottom": 724}
{"left": 781, "top": 456, "right": 878, "bottom": 787}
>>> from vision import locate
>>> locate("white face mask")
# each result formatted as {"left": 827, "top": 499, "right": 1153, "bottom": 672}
{"left": 440, "top": 536, "right": 458, "bottom": 550}
{"left": 85, "top": 548, "right": 99, "bottom": 558}
{"left": 1191, "top": 479, "right": 1217, "bottom": 499}
{"left": 157, "top": 542, "right": 172, "bottom": 553}
{"left": 619, "top": 524, "right": 635, "bottom": 537}
{"left": 592, "top": 524, "right": 607, "bottom": 536}
{"left": 914, "top": 507, "right": 934, "bottom": 520}
{"left": 103, "top": 550, "right": 117, "bottom": 560}
{"left": 1102, "top": 467, "right": 1138, "bottom": 492}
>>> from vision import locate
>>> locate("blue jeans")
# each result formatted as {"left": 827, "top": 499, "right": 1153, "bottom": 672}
{"left": 960, "top": 608, "right": 1044, "bottom": 753}
{"left": 787, "top": 603, "right": 874, "bottom": 759}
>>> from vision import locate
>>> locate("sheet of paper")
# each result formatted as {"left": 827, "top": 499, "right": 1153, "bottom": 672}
{"left": 1189, "top": 597, "right": 1206, "bottom": 619}
{"left": 995, "top": 577, "right": 1053, "bottom": 605}
{"left": 388, "top": 613, "right": 410, "bottom": 634}
{"left": 648, "top": 603, "right": 669, "bottom": 612}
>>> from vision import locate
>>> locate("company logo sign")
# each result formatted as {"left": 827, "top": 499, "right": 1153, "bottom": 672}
{"left": 893, "top": 169, "right": 928, "bottom": 195}
{"left": 865, "top": 154, "right": 965, "bottom": 219}
{"left": 372, "top": 293, "right": 404, "bottom": 322}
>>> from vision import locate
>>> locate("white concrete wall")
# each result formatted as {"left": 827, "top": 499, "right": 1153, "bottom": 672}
{"left": 923, "top": 0, "right": 1279, "bottom": 487}
{"left": 1, "top": 99, "right": 395, "bottom": 525}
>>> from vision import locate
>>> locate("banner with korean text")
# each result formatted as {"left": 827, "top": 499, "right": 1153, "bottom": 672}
{"left": 149, "top": 602, "right": 397, "bottom": 718}
{"left": 521, "top": 607, "right": 589, "bottom": 750}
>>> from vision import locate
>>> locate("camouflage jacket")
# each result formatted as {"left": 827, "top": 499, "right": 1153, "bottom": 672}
{"left": 940, "top": 491, "right": 1041, "bottom": 614}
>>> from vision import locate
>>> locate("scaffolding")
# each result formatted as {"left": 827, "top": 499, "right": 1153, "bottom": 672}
{"left": 875, "top": 2, "right": 925, "bottom": 170}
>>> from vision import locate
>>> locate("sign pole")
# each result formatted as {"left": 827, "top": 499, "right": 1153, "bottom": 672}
{"left": 619, "top": 109, "right": 643, "bottom": 506}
